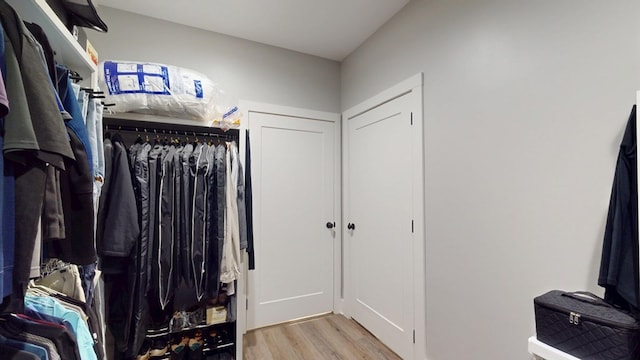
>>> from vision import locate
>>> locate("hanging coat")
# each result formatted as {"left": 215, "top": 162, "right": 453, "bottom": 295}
{"left": 598, "top": 105, "right": 639, "bottom": 312}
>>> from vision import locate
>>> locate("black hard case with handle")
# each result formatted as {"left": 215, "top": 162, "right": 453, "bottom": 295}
{"left": 534, "top": 290, "right": 640, "bottom": 360}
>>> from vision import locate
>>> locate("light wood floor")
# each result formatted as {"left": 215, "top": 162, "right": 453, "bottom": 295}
{"left": 243, "top": 314, "right": 402, "bottom": 360}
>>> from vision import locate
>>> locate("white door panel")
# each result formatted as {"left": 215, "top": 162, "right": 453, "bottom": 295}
{"left": 348, "top": 94, "right": 414, "bottom": 359}
{"left": 248, "top": 112, "right": 335, "bottom": 329}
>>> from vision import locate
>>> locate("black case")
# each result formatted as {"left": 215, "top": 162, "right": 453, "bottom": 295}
{"left": 534, "top": 290, "right": 640, "bottom": 360}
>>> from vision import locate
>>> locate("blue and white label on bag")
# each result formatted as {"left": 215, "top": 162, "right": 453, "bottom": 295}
{"left": 103, "top": 61, "right": 171, "bottom": 95}
{"left": 194, "top": 80, "right": 203, "bottom": 98}
{"left": 223, "top": 106, "right": 238, "bottom": 120}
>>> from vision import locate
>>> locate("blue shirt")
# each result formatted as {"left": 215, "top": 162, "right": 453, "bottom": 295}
{"left": 24, "top": 295, "right": 97, "bottom": 360}
{"left": 56, "top": 65, "right": 94, "bottom": 176}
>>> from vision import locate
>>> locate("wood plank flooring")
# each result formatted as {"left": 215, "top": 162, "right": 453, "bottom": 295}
{"left": 244, "top": 314, "right": 402, "bottom": 360}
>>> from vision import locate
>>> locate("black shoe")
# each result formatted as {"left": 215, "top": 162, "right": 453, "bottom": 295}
{"left": 149, "top": 335, "right": 170, "bottom": 358}
{"left": 188, "top": 330, "right": 204, "bottom": 360}
{"left": 137, "top": 338, "right": 153, "bottom": 359}
{"left": 169, "top": 333, "right": 188, "bottom": 360}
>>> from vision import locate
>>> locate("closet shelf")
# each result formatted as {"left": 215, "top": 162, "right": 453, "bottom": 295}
{"left": 203, "top": 342, "right": 235, "bottom": 353}
{"left": 169, "top": 320, "right": 236, "bottom": 335}
{"left": 528, "top": 336, "right": 579, "bottom": 360}
{"left": 103, "top": 112, "right": 238, "bottom": 134}
{"left": 105, "top": 112, "right": 214, "bottom": 128}
{"left": 6, "top": 0, "right": 97, "bottom": 73}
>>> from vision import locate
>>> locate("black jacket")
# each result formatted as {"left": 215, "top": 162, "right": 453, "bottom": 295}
{"left": 599, "top": 105, "right": 639, "bottom": 311}
{"left": 96, "top": 137, "right": 113, "bottom": 257}
{"left": 127, "top": 143, "right": 152, "bottom": 358}
{"left": 100, "top": 134, "right": 139, "bottom": 262}
{"left": 99, "top": 134, "right": 141, "bottom": 356}
{"left": 50, "top": 128, "right": 96, "bottom": 265}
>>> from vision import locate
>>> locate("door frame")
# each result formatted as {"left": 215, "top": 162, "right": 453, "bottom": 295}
{"left": 238, "top": 100, "right": 342, "bottom": 334}
{"left": 341, "top": 73, "right": 426, "bottom": 360}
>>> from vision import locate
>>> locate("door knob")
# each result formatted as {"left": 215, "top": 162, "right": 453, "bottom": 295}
{"left": 326, "top": 222, "right": 335, "bottom": 229}
{"left": 347, "top": 223, "right": 356, "bottom": 230}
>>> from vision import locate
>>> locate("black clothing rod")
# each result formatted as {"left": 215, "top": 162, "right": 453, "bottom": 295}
{"left": 102, "top": 116, "right": 240, "bottom": 140}
{"left": 104, "top": 124, "right": 237, "bottom": 140}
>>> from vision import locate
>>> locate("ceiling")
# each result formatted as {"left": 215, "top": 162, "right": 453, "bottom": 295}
{"left": 96, "top": 0, "right": 410, "bottom": 61}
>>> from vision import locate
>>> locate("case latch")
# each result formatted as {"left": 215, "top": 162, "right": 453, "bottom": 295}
{"left": 569, "top": 312, "right": 581, "bottom": 325}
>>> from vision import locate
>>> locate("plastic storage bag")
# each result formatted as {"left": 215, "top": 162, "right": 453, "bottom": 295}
{"left": 99, "top": 60, "right": 219, "bottom": 121}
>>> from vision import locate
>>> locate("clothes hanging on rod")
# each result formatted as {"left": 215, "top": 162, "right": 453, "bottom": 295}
{"left": 245, "top": 130, "right": 255, "bottom": 270}
{"left": 599, "top": 105, "right": 639, "bottom": 313}
{"left": 0, "top": 1, "right": 106, "bottom": 319}
{"left": 98, "top": 122, "right": 248, "bottom": 359}
{"left": 103, "top": 124, "right": 238, "bottom": 143}
{"left": 0, "top": 4, "right": 116, "bottom": 360}
{"left": 0, "top": 271, "right": 106, "bottom": 360}
{"left": 0, "top": 4, "right": 108, "bottom": 360}
{"left": 220, "top": 142, "right": 241, "bottom": 295}
{"left": 0, "top": 1, "right": 71, "bottom": 313}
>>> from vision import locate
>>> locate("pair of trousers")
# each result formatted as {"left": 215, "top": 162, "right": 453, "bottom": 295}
{"left": 191, "top": 143, "right": 209, "bottom": 301}
{"left": 159, "top": 145, "right": 178, "bottom": 309}
{"left": 203, "top": 144, "right": 218, "bottom": 299}
{"left": 128, "top": 143, "right": 152, "bottom": 357}
{"left": 179, "top": 144, "right": 194, "bottom": 288}
{"left": 78, "top": 263, "right": 97, "bottom": 307}
{"left": 147, "top": 145, "right": 170, "bottom": 325}
{"left": 208, "top": 145, "right": 226, "bottom": 298}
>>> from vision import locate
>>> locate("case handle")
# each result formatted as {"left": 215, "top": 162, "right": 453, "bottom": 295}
{"left": 561, "top": 291, "right": 612, "bottom": 308}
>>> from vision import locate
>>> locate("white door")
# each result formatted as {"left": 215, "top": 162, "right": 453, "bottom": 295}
{"left": 248, "top": 111, "right": 336, "bottom": 329}
{"left": 346, "top": 92, "right": 418, "bottom": 359}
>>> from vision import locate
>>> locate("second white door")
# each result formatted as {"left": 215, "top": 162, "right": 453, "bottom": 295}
{"left": 346, "top": 91, "right": 418, "bottom": 359}
{"left": 247, "top": 110, "right": 337, "bottom": 329}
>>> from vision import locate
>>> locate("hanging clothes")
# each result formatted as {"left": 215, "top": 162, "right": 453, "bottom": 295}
{"left": 171, "top": 144, "right": 184, "bottom": 297}
{"left": 0, "top": 332, "right": 50, "bottom": 360}
{"left": 97, "top": 127, "right": 250, "bottom": 358}
{"left": 48, "top": 128, "right": 95, "bottom": 266}
{"left": 35, "top": 264, "right": 84, "bottom": 304}
{"left": 126, "top": 140, "right": 151, "bottom": 359}
{"left": 0, "top": 1, "right": 76, "bottom": 313}
{"left": 0, "top": 313, "right": 81, "bottom": 360}
{"left": 220, "top": 142, "right": 241, "bottom": 295}
{"left": 24, "top": 294, "right": 96, "bottom": 360}
{"left": 98, "top": 133, "right": 139, "bottom": 263}
{"left": 147, "top": 143, "right": 163, "bottom": 298}
{"left": 21, "top": 22, "right": 56, "bottom": 91}
{"left": 56, "top": 65, "right": 93, "bottom": 175}
{"left": 245, "top": 130, "right": 256, "bottom": 270}
{"left": 0, "top": 20, "right": 14, "bottom": 301}
{"left": 237, "top": 151, "right": 247, "bottom": 251}
{"left": 599, "top": 105, "right": 639, "bottom": 312}
{"left": 0, "top": 4, "right": 111, "bottom": 360}
{"left": 31, "top": 261, "right": 105, "bottom": 360}
{"left": 211, "top": 144, "right": 226, "bottom": 298}
{"left": 96, "top": 133, "right": 139, "bottom": 356}
{"left": 192, "top": 143, "right": 209, "bottom": 301}
{"left": 159, "top": 144, "right": 177, "bottom": 309}
{"left": 179, "top": 143, "right": 195, "bottom": 289}
{"left": 85, "top": 98, "right": 105, "bottom": 209}
{"left": 205, "top": 144, "right": 222, "bottom": 299}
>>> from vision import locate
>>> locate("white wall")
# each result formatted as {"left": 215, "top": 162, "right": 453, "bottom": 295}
{"left": 88, "top": 6, "right": 341, "bottom": 113}
{"left": 342, "top": 0, "right": 640, "bottom": 359}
